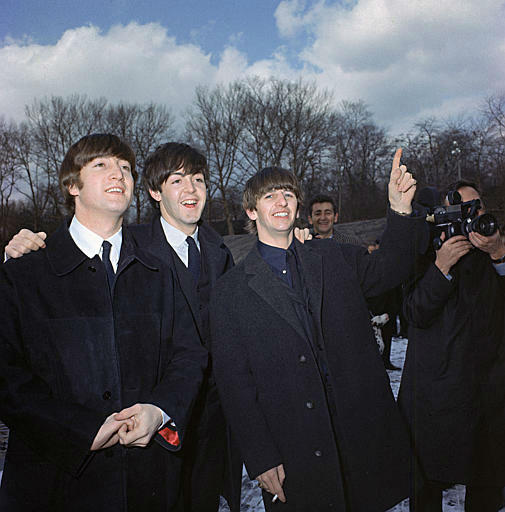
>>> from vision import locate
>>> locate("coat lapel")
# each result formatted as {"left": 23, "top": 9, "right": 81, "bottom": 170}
{"left": 296, "top": 240, "right": 323, "bottom": 326}
{"left": 144, "top": 216, "right": 203, "bottom": 339}
{"left": 199, "top": 225, "right": 229, "bottom": 286}
{"left": 244, "top": 245, "right": 305, "bottom": 336}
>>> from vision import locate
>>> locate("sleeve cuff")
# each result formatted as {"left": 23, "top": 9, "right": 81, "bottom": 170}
{"left": 493, "top": 261, "right": 505, "bottom": 276}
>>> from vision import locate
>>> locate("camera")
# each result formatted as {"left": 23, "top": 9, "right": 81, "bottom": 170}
{"left": 426, "top": 190, "right": 498, "bottom": 249}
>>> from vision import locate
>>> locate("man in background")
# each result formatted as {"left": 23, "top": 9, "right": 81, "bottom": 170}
{"left": 308, "top": 193, "right": 362, "bottom": 244}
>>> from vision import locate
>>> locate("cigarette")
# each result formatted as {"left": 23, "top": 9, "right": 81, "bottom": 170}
{"left": 272, "top": 494, "right": 279, "bottom": 503}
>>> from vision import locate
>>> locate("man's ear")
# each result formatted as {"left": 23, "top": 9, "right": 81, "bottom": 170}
{"left": 333, "top": 212, "right": 339, "bottom": 224}
{"left": 68, "top": 184, "right": 79, "bottom": 197}
{"left": 245, "top": 208, "right": 257, "bottom": 221}
{"left": 308, "top": 215, "right": 314, "bottom": 226}
{"left": 149, "top": 189, "right": 162, "bottom": 203}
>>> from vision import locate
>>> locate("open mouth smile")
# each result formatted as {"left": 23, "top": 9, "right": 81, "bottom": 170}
{"left": 106, "top": 187, "right": 125, "bottom": 194}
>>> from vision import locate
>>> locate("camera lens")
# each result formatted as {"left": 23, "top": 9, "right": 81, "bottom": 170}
{"left": 468, "top": 213, "right": 498, "bottom": 237}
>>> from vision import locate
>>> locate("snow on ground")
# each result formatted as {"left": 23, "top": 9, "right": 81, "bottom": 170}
{"left": 218, "top": 337, "right": 477, "bottom": 512}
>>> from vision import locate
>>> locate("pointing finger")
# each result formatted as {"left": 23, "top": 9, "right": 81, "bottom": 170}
{"left": 392, "top": 148, "right": 402, "bottom": 172}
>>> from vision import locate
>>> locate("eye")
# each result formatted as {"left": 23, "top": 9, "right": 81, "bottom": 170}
{"left": 195, "top": 177, "right": 205, "bottom": 183}
{"left": 171, "top": 178, "right": 182, "bottom": 184}
{"left": 93, "top": 161, "right": 105, "bottom": 168}
{"left": 121, "top": 165, "right": 131, "bottom": 173}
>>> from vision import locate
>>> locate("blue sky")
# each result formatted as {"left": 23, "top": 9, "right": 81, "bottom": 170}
{"left": 1, "top": 0, "right": 286, "bottom": 63}
{"left": 1, "top": 0, "right": 320, "bottom": 72}
{"left": 1, "top": 0, "right": 504, "bottom": 133}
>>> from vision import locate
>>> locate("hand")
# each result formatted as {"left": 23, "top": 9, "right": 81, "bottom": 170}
{"left": 294, "top": 227, "right": 312, "bottom": 244}
{"left": 388, "top": 149, "right": 416, "bottom": 214}
{"left": 257, "top": 464, "right": 286, "bottom": 503}
{"left": 5, "top": 229, "right": 47, "bottom": 259}
{"left": 114, "top": 404, "right": 164, "bottom": 448}
{"left": 435, "top": 234, "right": 472, "bottom": 275}
{"left": 468, "top": 230, "right": 505, "bottom": 259}
{"left": 90, "top": 413, "right": 133, "bottom": 451}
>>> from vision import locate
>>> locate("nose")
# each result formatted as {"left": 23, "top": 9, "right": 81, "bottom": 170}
{"left": 111, "top": 160, "right": 125, "bottom": 181}
{"left": 276, "top": 191, "right": 288, "bottom": 206}
{"left": 183, "top": 176, "right": 196, "bottom": 192}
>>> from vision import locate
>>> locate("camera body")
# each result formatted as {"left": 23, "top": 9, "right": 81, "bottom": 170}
{"left": 426, "top": 190, "right": 497, "bottom": 249}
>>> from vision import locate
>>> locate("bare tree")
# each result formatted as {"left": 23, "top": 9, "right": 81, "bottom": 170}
{"left": 23, "top": 95, "right": 108, "bottom": 218}
{"left": 186, "top": 82, "right": 247, "bottom": 234}
{"left": 0, "top": 121, "right": 19, "bottom": 243}
{"left": 239, "top": 77, "right": 334, "bottom": 182}
{"left": 104, "top": 102, "right": 177, "bottom": 223}
{"left": 7, "top": 122, "right": 55, "bottom": 230}
{"left": 325, "top": 101, "right": 392, "bottom": 220}
{"left": 21, "top": 96, "right": 176, "bottom": 225}
{"left": 484, "top": 94, "right": 505, "bottom": 143}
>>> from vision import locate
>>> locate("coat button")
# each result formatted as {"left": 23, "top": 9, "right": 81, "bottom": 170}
{"left": 299, "top": 355, "right": 307, "bottom": 363}
{"left": 314, "top": 450, "right": 322, "bottom": 457}
{"left": 102, "top": 391, "right": 112, "bottom": 400}
{"left": 88, "top": 266, "right": 96, "bottom": 272}
{"left": 306, "top": 401, "right": 314, "bottom": 409}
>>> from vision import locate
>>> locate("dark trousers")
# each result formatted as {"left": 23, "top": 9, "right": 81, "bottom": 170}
{"left": 410, "top": 480, "right": 504, "bottom": 512}
{"left": 180, "top": 384, "right": 228, "bottom": 512}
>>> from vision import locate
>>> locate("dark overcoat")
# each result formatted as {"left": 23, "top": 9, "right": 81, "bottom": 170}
{"left": 210, "top": 211, "right": 426, "bottom": 512}
{"left": 0, "top": 221, "right": 207, "bottom": 512}
{"left": 129, "top": 216, "right": 242, "bottom": 511}
{"left": 398, "top": 250, "right": 505, "bottom": 485}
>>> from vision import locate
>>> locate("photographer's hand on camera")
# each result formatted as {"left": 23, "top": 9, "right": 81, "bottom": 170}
{"left": 468, "top": 230, "right": 505, "bottom": 262}
{"left": 434, "top": 233, "right": 472, "bottom": 276}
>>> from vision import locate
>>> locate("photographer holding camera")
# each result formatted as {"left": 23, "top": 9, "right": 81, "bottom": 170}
{"left": 398, "top": 181, "right": 505, "bottom": 512}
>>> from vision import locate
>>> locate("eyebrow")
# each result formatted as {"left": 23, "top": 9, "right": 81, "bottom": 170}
{"left": 170, "top": 171, "right": 204, "bottom": 177}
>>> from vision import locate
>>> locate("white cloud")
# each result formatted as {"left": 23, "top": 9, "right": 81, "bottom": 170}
{"left": 275, "top": 0, "right": 505, "bottom": 132}
{"left": 215, "top": 46, "right": 249, "bottom": 83}
{"left": 1, "top": 2, "right": 504, "bottom": 135}
{"left": 0, "top": 22, "right": 228, "bottom": 123}
{"left": 275, "top": 0, "right": 315, "bottom": 37}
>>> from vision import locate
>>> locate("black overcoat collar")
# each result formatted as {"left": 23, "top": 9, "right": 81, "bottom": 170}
{"left": 46, "top": 218, "right": 159, "bottom": 277}
{"left": 243, "top": 238, "right": 323, "bottom": 335}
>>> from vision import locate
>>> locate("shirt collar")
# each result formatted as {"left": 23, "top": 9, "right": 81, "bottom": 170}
{"left": 257, "top": 239, "right": 296, "bottom": 274}
{"left": 160, "top": 215, "right": 199, "bottom": 249}
{"left": 69, "top": 216, "right": 122, "bottom": 270}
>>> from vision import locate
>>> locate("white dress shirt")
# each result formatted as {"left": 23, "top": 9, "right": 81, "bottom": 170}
{"left": 160, "top": 216, "right": 200, "bottom": 267}
{"left": 69, "top": 216, "right": 122, "bottom": 271}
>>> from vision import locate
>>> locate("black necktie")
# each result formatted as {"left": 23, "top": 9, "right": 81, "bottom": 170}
{"left": 186, "top": 236, "right": 200, "bottom": 283}
{"left": 101, "top": 241, "right": 115, "bottom": 289}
